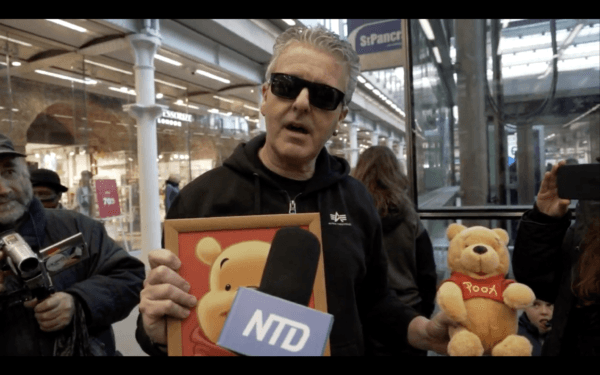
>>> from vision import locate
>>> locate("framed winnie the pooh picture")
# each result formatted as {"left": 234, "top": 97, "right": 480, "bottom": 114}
{"left": 164, "top": 213, "right": 330, "bottom": 356}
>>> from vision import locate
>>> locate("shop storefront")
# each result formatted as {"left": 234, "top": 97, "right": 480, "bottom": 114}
{"left": 2, "top": 71, "right": 253, "bottom": 251}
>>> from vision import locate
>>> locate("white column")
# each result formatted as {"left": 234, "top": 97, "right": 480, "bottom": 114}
{"left": 371, "top": 127, "right": 379, "bottom": 147}
{"left": 387, "top": 134, "right": 394, "bottom": 150}
{"left": 399, "top": 136, "right": 407, "bottom": 173}
{"left": 349, "top": 124, "right": 358, "bottom": 168}
{"left": 123, "top": 23, "right": 167, "bottom": 267}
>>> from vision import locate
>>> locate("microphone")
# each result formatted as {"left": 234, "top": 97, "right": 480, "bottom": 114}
{"left": 258, "top": 226, "right": 321, "bottom": 306}
{"left": 217, "top": 227, "right": 334, "bottom": 356}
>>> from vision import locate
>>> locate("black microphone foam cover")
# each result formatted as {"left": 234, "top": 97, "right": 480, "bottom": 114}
{"left": 258, "top": 226, "right": 321, "bottom": 306}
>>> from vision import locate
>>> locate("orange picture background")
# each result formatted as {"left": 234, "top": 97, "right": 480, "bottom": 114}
{"left": 177, "top": 226, "right": 314, "bottom": 356}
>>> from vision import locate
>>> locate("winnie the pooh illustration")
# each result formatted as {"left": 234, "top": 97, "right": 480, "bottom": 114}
{"left": 436, "top": 223, "right": 536, "bottom": 356}
{"left": 190, "top": 237, "right": 271, "bottom": 356}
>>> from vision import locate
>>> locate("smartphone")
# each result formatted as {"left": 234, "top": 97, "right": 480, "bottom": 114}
{"left": 556, "top": 164, "right": 600, "bottom": 200}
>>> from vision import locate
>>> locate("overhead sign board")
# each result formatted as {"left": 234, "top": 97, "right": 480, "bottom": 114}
{"left": 347, "top": 19, "right": 404, "bottom": 71}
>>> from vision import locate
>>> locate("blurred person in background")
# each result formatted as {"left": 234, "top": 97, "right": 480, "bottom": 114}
{"left": 353, "top": 145, "right": 437, "bottom": 356}
{"left": 513, "top": 157, "right": 600, "bottom": 356}
{"left": 30, "top": 168, "right": 68, "bottom": 209}
{"left": 164, "top": 174, "right": 180, "bottom": 214}
{"left": 0, "top": 133, "right": 144, "bottom": 356}
{"left": 76, "top": 170, "right": 93, "bottom": 217}
{"left": 518, "top": 299, "right": 554, "bottom": 356}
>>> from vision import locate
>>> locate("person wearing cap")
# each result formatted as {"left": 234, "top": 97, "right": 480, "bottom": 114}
{"left": 30, "top": 168, "right": 68, "bottom": 209}
{"left": 0, "top": 133, "right": 145, "bottom": 356}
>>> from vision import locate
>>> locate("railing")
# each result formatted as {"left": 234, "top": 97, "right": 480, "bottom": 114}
{"left": 418, "top": 205, "right": 577, "bottom": 220}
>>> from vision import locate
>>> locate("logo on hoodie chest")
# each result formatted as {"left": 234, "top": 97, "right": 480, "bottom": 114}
{"left": 329, "top": 212, "right": 352, "bottom": 226}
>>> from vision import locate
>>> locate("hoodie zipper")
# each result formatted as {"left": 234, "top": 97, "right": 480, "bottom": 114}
{"left": 285, "top": 192, "right": 302, "bottom": 214}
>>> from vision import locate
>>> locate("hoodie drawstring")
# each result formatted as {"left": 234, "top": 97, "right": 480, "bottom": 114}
{"left": 253, "top": 173, "right": 261, "bottom": 215}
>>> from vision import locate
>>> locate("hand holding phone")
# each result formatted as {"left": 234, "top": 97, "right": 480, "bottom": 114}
{"left": 557, "top": 163, "right": 600, "bottom": 201}
{"left": 536, "top": 161, "right": 572, "bottom": 218}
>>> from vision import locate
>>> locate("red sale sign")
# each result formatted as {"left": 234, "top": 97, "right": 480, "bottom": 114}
{"left": 95, "top": 179, "right": 121, "bottom": 218}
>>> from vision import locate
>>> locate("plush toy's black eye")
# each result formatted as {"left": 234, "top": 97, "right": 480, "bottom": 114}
{"left": 225, "top": 284, "right": 231, "bottom": 291}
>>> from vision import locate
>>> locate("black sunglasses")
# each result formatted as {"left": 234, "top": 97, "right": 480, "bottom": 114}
{"left": 270, "top": 73, "right": 345, "bottom": 111}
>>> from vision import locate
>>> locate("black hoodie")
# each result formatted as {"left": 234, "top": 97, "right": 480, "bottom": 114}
{"left": 138, "top": 133, "right": 420, "bottom": 356}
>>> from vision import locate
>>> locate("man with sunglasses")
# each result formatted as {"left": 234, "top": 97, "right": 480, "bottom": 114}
{"left": 136, "top": 25, "right": 456, "bottom": 356}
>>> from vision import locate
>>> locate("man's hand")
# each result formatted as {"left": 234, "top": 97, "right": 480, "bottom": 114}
{"left": 139, "top": 249, "right": 198, "bottom": 346}
{"left": 24, "top": 292, "right": 76, "bottom": 332}
{"left": 407, "top": 312, "right": 459, "bottom": 355}
{"left": 536, "top": 160, "right": 571, "bottom": 218}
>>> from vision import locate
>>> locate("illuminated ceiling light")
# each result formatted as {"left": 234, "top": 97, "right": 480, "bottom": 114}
{"left": 84, "top": 59, "right": 132, "bottom": 75}
{"left": 357, "top": 76, "right": 366, "bottom": 84}
{"left": 213, "top": 95, "right": 234, "bottom": 103}
{"left": 174, "top": 100, "right": 199, "bottom": 110}
{"left": 12, "top": 61, "right": 21, "bottom": 67}
{"left": 208, "top": 108, "right": 220, "bottom": 114}
{"left": 282, "top": 19, "right": 296, "bottom": 26}
{"left": 108, "top": 86, "right": 135, "bottom": 96}
{"left": 418, "top": 19, "right": 435, "bottom": 41}
{"left": 365, "top": 83, "right": 374, "bottom": 90}
{"left": 195, "top": 69, "right": 230, "bottom": 84}
{"left": 156, "top": 93, "right": 163, "bottom": 99}
{"left": 432, "top": 47, "right": 442, "bottom": 63}
{"left": 243, "top": 104, "right": 259, "bottom": 111}
{"left": 155, "top": 54, "right": 182, "bottom": 66}
{"left": 46, "top": 19, "right": 87, "bottom": 33}
{"left": 0, "top": 35, "right": 32, "bottom": 47}
{"left": 155, "top": 78, "right": 187, "bottom": 90}
{"left": 35, "top": 69, "right": 97, "bottom": 85}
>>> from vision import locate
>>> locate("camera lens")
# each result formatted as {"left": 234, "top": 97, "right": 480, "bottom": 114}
{"left": 20, "top": 257, "right": 40, "bottom": 274}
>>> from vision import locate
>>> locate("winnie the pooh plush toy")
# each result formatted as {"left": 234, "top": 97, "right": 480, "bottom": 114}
{"left": 436, "top": 223, "right": 536, "bottom": 356}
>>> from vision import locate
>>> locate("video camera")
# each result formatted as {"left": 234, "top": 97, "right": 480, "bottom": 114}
{"left": 0, "top": 231, "right": 88, "bottom": 307}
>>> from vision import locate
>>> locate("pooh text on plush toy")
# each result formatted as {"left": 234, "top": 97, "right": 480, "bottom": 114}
{"left": 462, "top": 282, "right": 498, "bottom": 297}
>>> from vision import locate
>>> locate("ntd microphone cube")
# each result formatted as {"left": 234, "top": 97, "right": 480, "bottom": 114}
{"left": 217, "top": 287, "right": 334, "bottom": 356}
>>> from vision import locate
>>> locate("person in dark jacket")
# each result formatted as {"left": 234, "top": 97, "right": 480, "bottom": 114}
{"left": 0, "top": 133, "right": 145, "bottom": 356}
{"left": 135, "top": 25, "right": 457, "bottom": 357}
{"left": 164, "top": 174, "right": 180, "bottom": 214}
{"left": 513, "top": 158, "right": 600, "bottom": 356}
{"left": 517, "top": 299, "right": 554, "bottom": 356}
{"left": 353, "top": 145, "right": 437, "bottom": 356}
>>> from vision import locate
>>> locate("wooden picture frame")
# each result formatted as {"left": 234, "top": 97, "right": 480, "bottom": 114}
{"left": 164, "top": 213, "right": 330, "bottom": 356}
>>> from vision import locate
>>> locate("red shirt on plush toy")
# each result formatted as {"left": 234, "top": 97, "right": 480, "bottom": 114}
{"left": 444, "top": 272, "right": 515, "bottom": 303}
{"left": 436, "top": 224, "right": 536, "bottom": 356}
